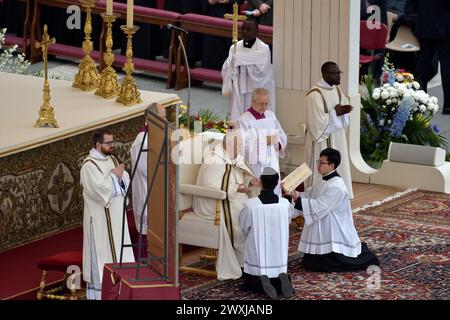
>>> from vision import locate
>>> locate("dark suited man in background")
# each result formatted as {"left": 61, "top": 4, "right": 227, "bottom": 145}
{"left": 201, "top": 0, "right": 243, "bottom": 71}
{"left": 247, "top": 0, "right": 273, "bottom": 26}
{"left": 128, "top": 0, "right": 162, "bottom": 60}
{"left": 164, "top": 0, "right": 204, "bottom": 67}
{"left": 406, "top": 0, "right": 450, "bottom": 114}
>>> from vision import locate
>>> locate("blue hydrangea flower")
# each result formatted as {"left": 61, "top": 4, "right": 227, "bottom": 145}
{"left": 389, "top": 96, "right": 414, "bottom": 137}
{"left": 366, "top": 113, "right": 374, "bottom": 126}
{"left": 432, "top": 124, "right": 440, "bottom": 134}
{"left": 388, "top": 70, "right": 396, "bottom": 85}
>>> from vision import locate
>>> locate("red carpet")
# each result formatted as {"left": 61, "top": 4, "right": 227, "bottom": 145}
{"left": 0, "top": 226, "right": 82, "bottom": 300}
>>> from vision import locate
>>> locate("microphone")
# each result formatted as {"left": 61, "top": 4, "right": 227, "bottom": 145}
{"left": 167, "top": 24, "right": 188, "bottom": 34}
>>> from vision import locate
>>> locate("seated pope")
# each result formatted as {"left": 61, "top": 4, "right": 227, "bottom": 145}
{"left": 192, "top": 131, "right": 260, "bottom": 280}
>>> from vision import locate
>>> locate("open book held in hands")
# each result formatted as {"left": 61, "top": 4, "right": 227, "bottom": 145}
{"left": 281, "top": 163, "right": 312, "bottom": 193}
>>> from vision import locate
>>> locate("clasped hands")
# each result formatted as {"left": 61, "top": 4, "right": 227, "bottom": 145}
{"left": 253, "top": 3, "right": 271, "bottom": 17}
{"left": 335, "top": 104, "right": 353, "bottom": 116}
{"left": 237, "top": 178, "right": 261, "bottom": 193}
{"left": 112, "top": 163, "right": 126, "bottom": 179}
{"left": 267, "top": 134, "right": 279, "bottom": 146}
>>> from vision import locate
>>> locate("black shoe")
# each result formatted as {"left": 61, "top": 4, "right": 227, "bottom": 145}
{"left": 239, "top": 282, "right": 252, "bottom": 292}
{"left": 443, "top": 108, "right": 450, "bottom": 115}
{"left": 259, "top": 275, "right": 277, "bottom": 299}
{"left": 278, "top": 273, "right": 294, "bottom": 298}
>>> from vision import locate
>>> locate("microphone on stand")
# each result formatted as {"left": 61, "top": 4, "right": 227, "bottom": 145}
{"left": 167, "top": 24, "right": 189, "bottom": 34}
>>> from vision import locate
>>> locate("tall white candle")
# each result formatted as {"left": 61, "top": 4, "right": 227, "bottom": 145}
{"left": 106, "top": 0, "right": 113, "bottom": 15}
{"left": 127, "top": 0, "right": 134, "bottom": 28}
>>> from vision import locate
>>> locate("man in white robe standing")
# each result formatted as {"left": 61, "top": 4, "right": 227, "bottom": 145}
{"left": 192, "top": 132, "right": 260, "bottom": 280}
{"left": 222, "top": 19, "right": 275, "bottom": 123}
{"left": 238, "top": 88, "right": 287, "bottom": 196}
{"left": 130, "top": 103, "right": 167, "bottom": 260}
{"left": 285, "top": 148, "right": 379, "bottom": 272}
{"left": 240, "top": 167, "right": 299, "bottom": 299}
{"left": 304, "top": 61, "right": 354, "bottom": 198}
{"left": 81, "top": 128, "right": 135, "bottom": 300}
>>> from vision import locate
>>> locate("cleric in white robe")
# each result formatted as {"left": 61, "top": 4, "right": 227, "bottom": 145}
{"left": 239, "top": 167, "right": 299, "bottom": 299}
{"left": 222, "top": 19, "right": 275, "bottom": 123}
{"left": 304, "top": 62, "right": 354, "bottom": 198}
{"left": 81, "top": 129, "right": 135, "bottom": 300}
{"left": 286, "top": 148, "right": 379, "bottom": 272}
{"left": 238, "top": 88, "right": 287, "bottom": 196}
{"left": 130, "top": 103, "right": 167, "bottom": 260}
{"left": 192, "top": 132, "right": 259, "bottom": 280}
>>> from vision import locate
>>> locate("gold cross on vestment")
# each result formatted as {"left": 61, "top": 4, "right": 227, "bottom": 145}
{"left": 224, "top": 2, "right": 247, "bottom": 53}
{"left": 35, "top": 25, "right": 56, "bottom": 81}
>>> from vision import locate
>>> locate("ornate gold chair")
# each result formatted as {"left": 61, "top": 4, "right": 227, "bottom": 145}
{"left": 36, "top": 251, "right": 84, "bottom": 300}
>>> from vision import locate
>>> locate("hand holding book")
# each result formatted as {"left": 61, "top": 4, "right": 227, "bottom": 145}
{"left": 281, "top": 163, "right": 312, "bottom": 194}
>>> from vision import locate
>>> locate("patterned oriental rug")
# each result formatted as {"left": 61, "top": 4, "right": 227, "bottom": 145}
{"left": 180, "top": 190, "right": 450, "bottom": 300}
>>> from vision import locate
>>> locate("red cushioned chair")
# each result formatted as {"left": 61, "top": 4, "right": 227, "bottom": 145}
{"left": 36, "top": 251, "right": 83, "bottom": 300}
{"left": 360, "top": 20, "right": 388, "bottom": 72}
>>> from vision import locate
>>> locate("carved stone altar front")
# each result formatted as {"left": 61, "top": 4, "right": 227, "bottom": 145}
{"left": 0, "top": 117, "right": 142, "bottom": 252}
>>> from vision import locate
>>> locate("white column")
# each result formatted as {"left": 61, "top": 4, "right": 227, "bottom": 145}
{"left": 274, "top": 0, "right": 374, "bottom": 181}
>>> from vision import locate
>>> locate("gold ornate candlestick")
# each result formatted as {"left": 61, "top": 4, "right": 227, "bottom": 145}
{"left": 35, "top": 25, "right": 59, "bottom": 128}
{"left": 73, "top": 0, "right": 100, "bottom": 91}
{"left": 95, "top": 12, "right": 121, "bottom": 99}
{"left": 116, "top": 25, "right": 142, "bottom": 106}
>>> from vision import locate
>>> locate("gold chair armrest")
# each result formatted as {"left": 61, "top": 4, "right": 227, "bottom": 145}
{"left": 214, "top": 200, "right": 221, "bottom": 225}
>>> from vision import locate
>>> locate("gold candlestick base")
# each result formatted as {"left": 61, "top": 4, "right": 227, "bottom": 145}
{"left": 73, "top": 0, "right": 100, "bottom": 91}
{"left": 35, "top": 81, "right": 59, "bottom": 128}
{"left": 95, "top": 13, "right": 121, "bottom": 99}
{"left": 116, "top": 25, "right": 142, "bottom": 106}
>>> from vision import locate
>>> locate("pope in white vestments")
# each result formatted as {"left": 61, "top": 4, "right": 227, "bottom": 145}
{"left": 240, "top": 167, "right": 299, "bottom": 299}
{"left": 192, "top": 133, "right": 258, "bottom": 280}
{"left": 222, "top": 20, "right": 275, "bottom": 122}
{"left": 238, "top": 88, "right": 287, "bottom": 196}
{"left": 286, "top": 148, "right": 379, "bottom": 272}
{"left": 304, "top": 62, "right": 354, "bottom": 198}
{"left": 81, "top": 130, "right": 135, "bottom": 300}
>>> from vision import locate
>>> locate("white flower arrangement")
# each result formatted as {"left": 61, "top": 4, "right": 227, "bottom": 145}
{"left": 370, "top": 76, "right": 439, "bottom": 117}
{"left": 360, "top": 56, "right": 446, "bottom": 167}
{"left": 0, "top": 28, "right": 30, "bottom": 74}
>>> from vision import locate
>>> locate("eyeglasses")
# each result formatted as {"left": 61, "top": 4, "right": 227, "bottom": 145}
{"left": 324, "top": 71, "right": 343, "bottom": 75}
{"left": 101, "top": 141, "right": 114, "bottom": 146}
{"left": 316, "top": 160, "right": 330, "bottom": 165}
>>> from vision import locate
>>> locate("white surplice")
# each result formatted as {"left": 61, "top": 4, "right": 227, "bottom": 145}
{"left": 240, "top": 197, "right": 299, "bottom": 278}
{"left": 222, "top": 38, "right": 275, "bottom": 122}
{"left": 80, "top": 149, "right": 135, "bottom": 299}
{"left": 298, "top": 174, "right": 361, "bottom": 258}
{"left": 130, "top": 131, "right": 148, "bottom": 235}
{"left": 304, "top": 79, "right": 353, "bottom": 198}
{"left": 192, "top": 144, "right": 255, "bottom": 280}
{"left": 238, "top": 110, "right": 287, "bottom": 196}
